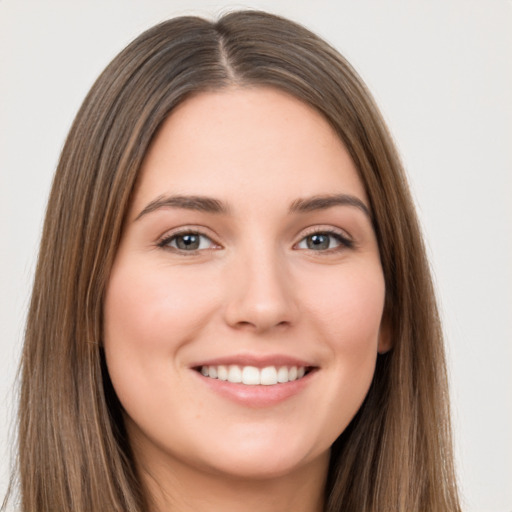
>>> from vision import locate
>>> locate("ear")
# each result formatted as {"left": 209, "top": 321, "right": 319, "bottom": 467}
{"left": 377, "top": 314, "right": 392, "bottom": 354}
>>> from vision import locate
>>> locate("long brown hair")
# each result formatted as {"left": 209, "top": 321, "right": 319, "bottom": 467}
{"left": 6, "top": 10, "right": 460, "bottom": 511}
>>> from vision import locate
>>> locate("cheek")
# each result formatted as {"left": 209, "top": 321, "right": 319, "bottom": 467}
{"left": 280, "top": 262, "right": 386, "bottom": 448}
{"left": 304, "top": 264, "right": 386, "bottom": 351}
{"left": 102, "top": 257, "right": 220, "bottom": 423}
{"left": 103, "top": 259, "right": 217, "bottom": 357}
{"left": 306, "top": 264, "right": 384, "bottom": 389}
{"left": 314, "top": 266, "right": 385, "bottom": 427}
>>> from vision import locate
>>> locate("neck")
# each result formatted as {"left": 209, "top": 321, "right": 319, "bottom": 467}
{"left": 138, "top": 450, "right": 329, "bottom": 512}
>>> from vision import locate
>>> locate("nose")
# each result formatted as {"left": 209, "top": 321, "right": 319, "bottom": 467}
{"left": 223, "top": 248, "right": 299, "bottom": 333}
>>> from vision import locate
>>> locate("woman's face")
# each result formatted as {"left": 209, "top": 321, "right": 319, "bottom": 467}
{"left": 104, "top": 87, "right": 388, "bottom": 482}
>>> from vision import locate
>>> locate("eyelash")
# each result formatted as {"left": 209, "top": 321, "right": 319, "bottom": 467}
{"left": 157, "top": 227, "right": 354, "bottom": 254}
{"left": 296, "top": 227, "right": 354, "bottom": 252}
{"left": 157, "top": 229, "right": 218, "bottom": 253}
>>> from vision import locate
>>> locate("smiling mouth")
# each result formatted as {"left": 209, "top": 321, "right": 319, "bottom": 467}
{"left": 195, "top": 365, "right": 314, "bottom": 386}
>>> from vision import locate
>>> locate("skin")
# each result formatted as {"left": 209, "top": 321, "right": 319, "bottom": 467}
{"left": 103, "top": 87, "right": 389, "bottom": 512}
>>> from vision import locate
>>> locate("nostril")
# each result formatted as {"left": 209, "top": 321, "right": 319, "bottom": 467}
{"left": 231, "top": 319, "right": 291, "bottom": 332}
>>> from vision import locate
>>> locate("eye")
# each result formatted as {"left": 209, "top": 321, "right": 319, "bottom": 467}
{"left": 159, "top": 231, "right": 217, "bottom": 252}
{"left": 296, "top": 231, "right": 352, "bottom": 251}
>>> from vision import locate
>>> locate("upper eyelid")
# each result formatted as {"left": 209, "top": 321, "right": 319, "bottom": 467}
{"left": 169, "top": 233, "right": 216, "bottom": 249}
{"left": 293, "top": 226, "right": 356, "bottom": 252}
{"left": 157, "top": 232, "right": 221, "bottom": 255}
{"left": 297, "top": 225, "right": 353, "bottom": 241}
{"left": 157, "top": 225, "right": 220, "bottom": 244}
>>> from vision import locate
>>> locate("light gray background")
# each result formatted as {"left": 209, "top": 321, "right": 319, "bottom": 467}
{"left": 1, "top": 1, "right": 510, "bottom": 510}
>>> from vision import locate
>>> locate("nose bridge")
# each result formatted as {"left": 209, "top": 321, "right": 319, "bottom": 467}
{"left": 224, "top": 237, "right": 297, "bottom": 332}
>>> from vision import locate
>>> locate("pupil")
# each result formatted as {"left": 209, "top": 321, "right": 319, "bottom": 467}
{"left": 308, "top": 234, "right": 329, "bottom": 250}
{"left": 177, "top": 234, "right": 199, "bottom": 250}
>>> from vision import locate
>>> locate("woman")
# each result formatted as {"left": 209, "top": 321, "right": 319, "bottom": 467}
{"left": 6, "top": 10, "right": 461, "bottom": 512}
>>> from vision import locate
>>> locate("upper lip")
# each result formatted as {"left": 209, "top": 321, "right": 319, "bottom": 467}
{"left": 190, "top": 353, "right": 317, "bottom": 369}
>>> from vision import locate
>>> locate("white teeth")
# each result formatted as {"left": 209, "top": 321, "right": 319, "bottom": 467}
{"left": 227, "top": 365, "right": 242, "bottom": 383}
{"left": 217, "top": 365, "right": 228, "bottom": 381}
{"left": 277, "top": 366, "right": 288, "bottom": 383}
{"left": 260, "top": 366, "right": 278, "bottom": 385}
{"left": 199, "top": 364, "right": 308, "bottom": 385}
{"left": 242, "top": 366, "right": 260, "bottom": 385}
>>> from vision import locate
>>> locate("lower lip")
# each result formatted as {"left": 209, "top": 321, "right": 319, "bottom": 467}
{"left": 193, "top": 370, "right": 316, "bottom": 408}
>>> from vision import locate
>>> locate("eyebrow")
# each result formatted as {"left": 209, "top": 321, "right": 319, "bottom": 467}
{"left": 135, "top": 193, "right": 371, "bottom": 220}
{"left": 135, "top": 194, "right": 229, "bottom": 220}
{"left": 289, "top": 194, "right": 371, "bottom": 219}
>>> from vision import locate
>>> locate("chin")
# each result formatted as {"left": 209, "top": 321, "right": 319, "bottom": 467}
{"left": 186, "top": 425, "right": 331, "bottom": 481}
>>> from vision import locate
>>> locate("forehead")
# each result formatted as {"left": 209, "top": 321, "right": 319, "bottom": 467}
{"left": 131, "top": 87, "right": 367, "bottom": 215}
